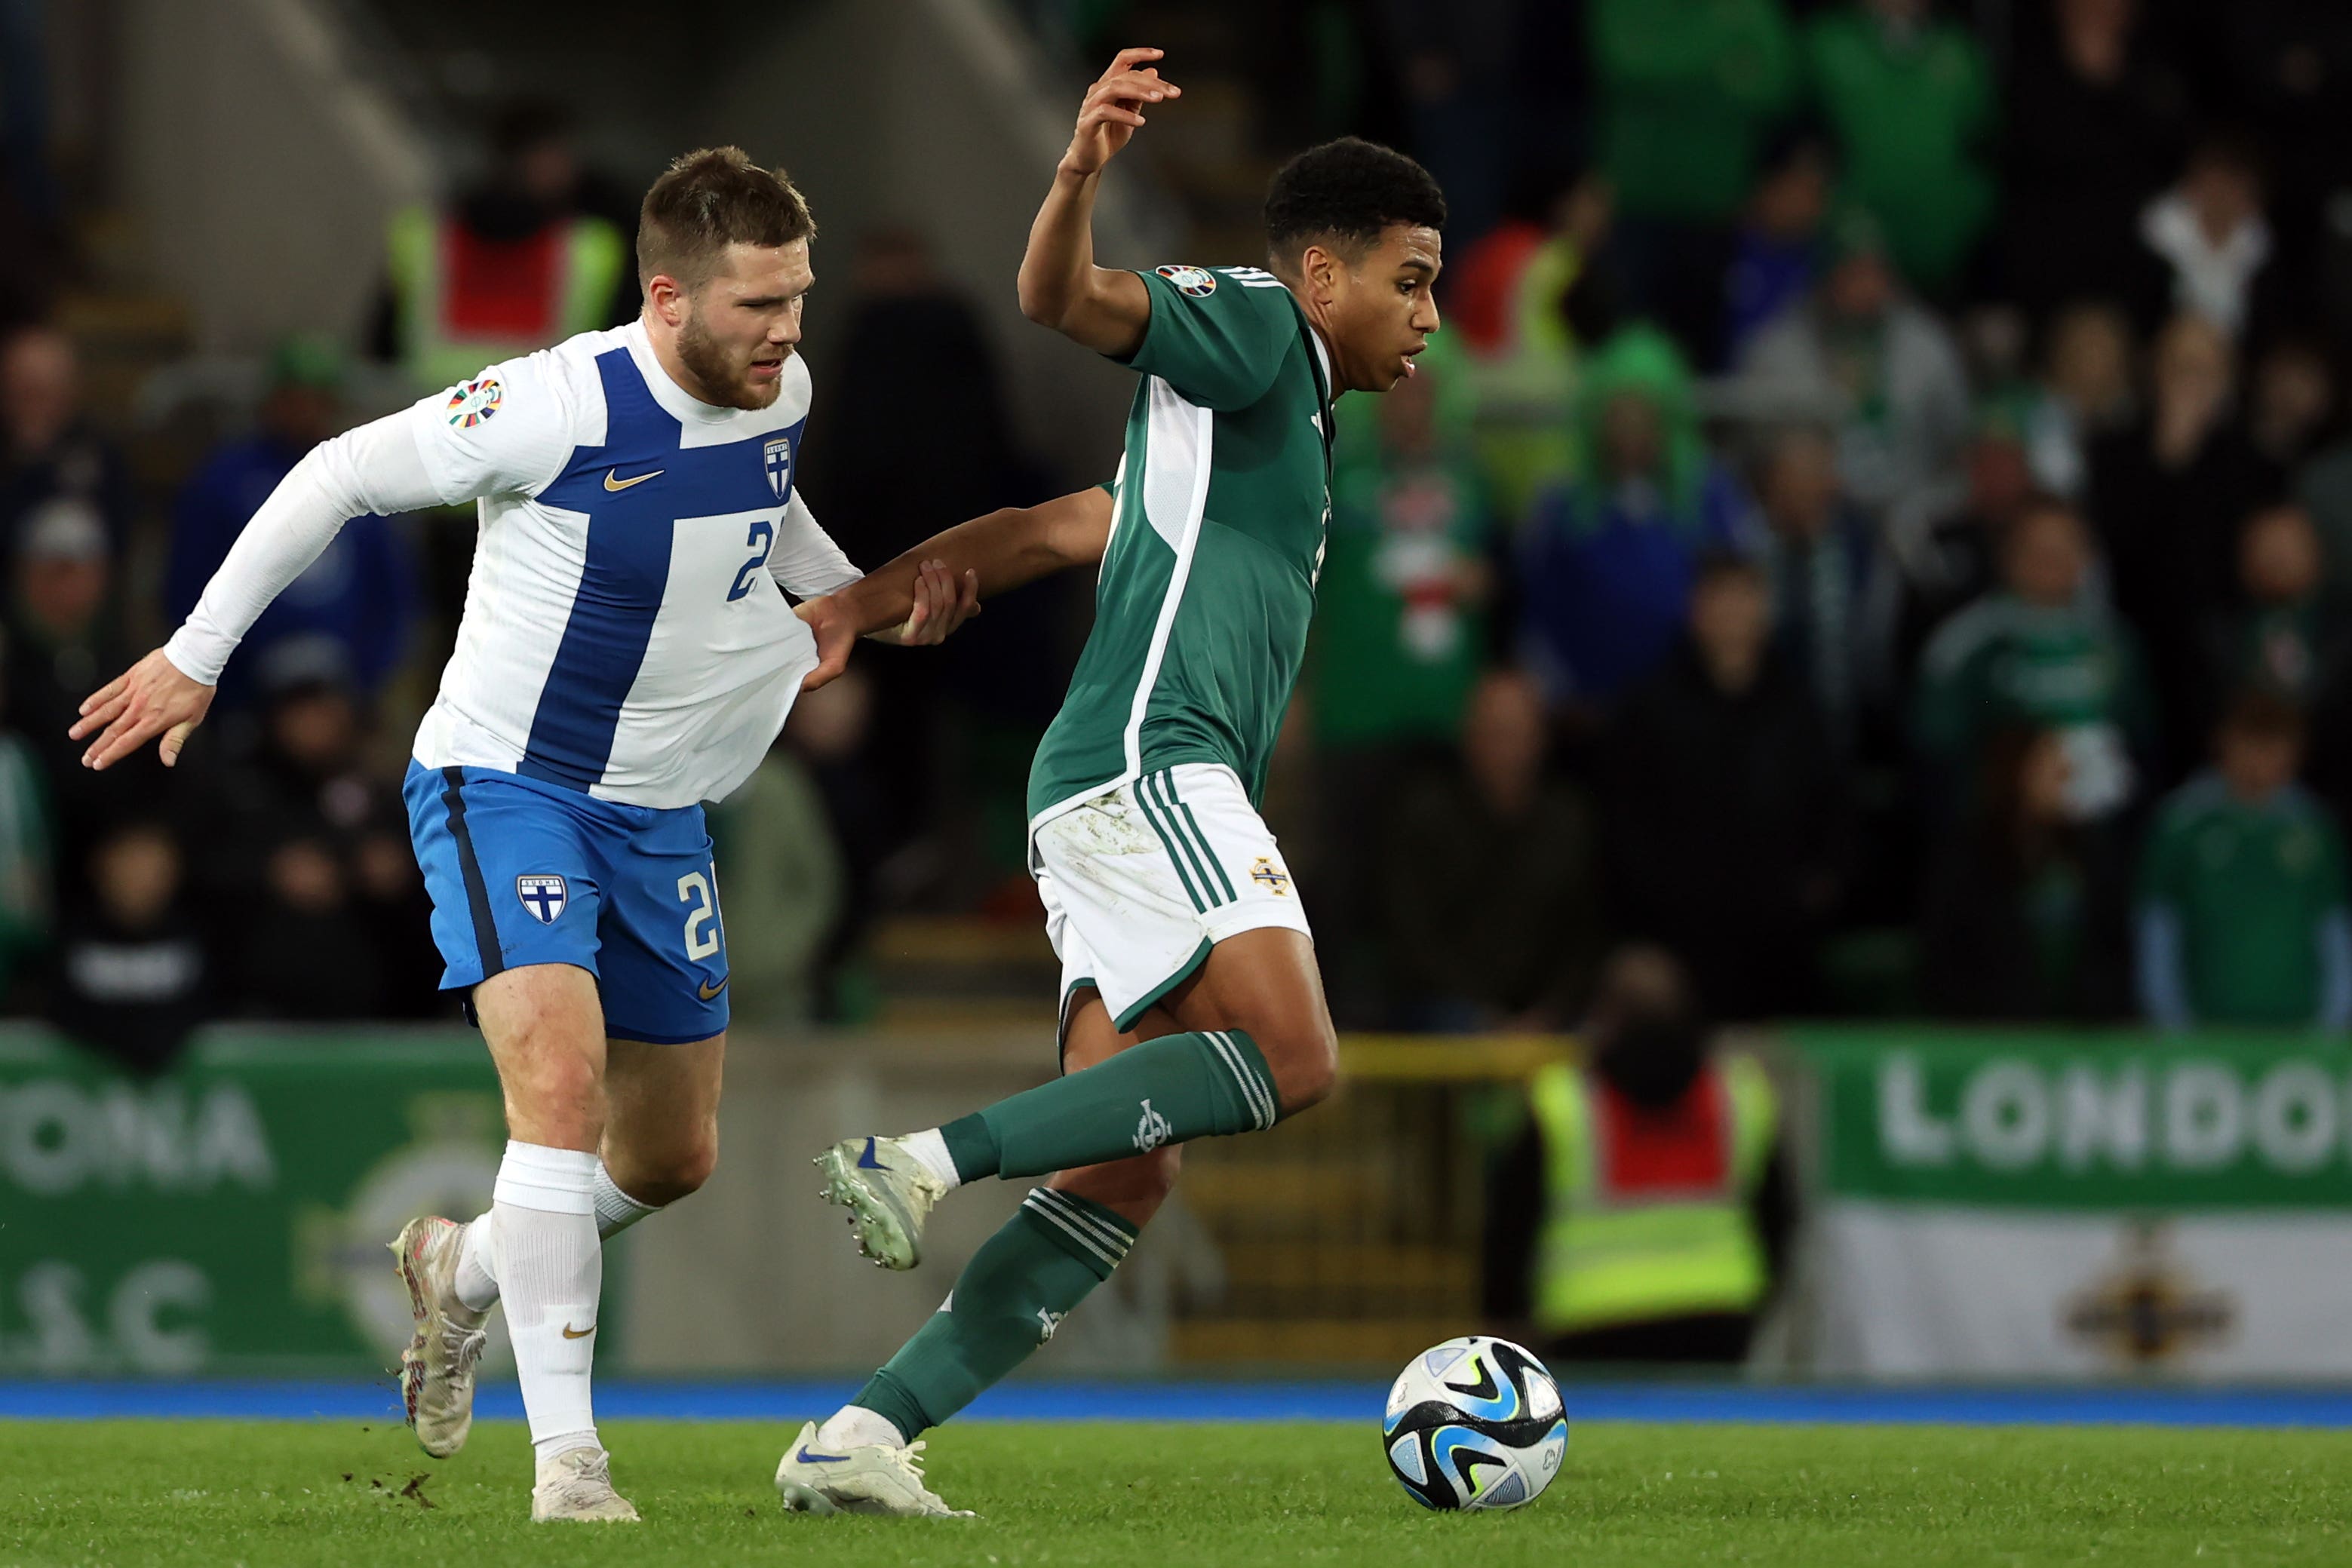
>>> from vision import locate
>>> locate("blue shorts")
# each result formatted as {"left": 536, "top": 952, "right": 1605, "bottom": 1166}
{"left": 404, "top": 763, "right": 730, "bottom": 1044}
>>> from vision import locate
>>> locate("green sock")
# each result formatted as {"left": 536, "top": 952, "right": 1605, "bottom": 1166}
{"left": 936, "top": 1029, "right": 1277, "bottom": 1183}
{"left": 853, "top": 1186, "right": 1139, "bottom": 1440}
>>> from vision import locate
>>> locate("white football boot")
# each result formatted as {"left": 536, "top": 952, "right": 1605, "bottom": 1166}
{"left": 814, "top": 1136, "right": 947, "bottom": 1271}
{"left": 531, "top": 1445, "right": 640, "bottom": 1523}
{"left": 391, "top": 1216, "right": 488, "bottom": 1458}
{"left": 774, "top": 1420, "right": 973, "bottom": 1517}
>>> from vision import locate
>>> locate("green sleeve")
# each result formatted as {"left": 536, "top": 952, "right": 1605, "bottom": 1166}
{"left": 1121, "top": 265, "right": 1299, "bottom": 412}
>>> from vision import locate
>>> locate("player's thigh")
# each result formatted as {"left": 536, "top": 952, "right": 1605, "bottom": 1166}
{"left": 1162, "top": 926, "right": 1337, "bottom": 1112}
{"left": 591, "top": 802, "right": 732, "bottom": 1048}
{"left": 471, "top": 962, "right": 609, "bottom": 1151}
{"left": 601, "top": 1033, "right": 726, "bottom": 1203}
{"left": 1046, "top": 990, "right": 1185, "bottom": 1225}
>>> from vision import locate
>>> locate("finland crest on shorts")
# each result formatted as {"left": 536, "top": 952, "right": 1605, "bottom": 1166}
{"left": 516, "top": 874, "right": 569, "bottom": 925}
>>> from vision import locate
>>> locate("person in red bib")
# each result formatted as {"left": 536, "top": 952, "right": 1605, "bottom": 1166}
{"left": 1485, "top": 944, "right": 1794, "bottom": 1364}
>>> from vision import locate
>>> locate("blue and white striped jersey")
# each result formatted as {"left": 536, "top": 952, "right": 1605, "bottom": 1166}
{"left": 168, "top": 321, "right": 861, "bottom": 809}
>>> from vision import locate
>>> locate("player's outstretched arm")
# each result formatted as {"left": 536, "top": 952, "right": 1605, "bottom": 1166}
{"left": 1015, "top": 47, "right": 1175, "bottom": 357}
{"left": 797, "top": 486, "right": 1115, "bottom": 691}
{"left": 72, "top": 373, "right": 520, "bottom": 769}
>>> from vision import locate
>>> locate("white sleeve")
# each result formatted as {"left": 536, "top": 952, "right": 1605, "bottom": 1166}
{"left": 766, "top": 489, "right": 863, "bottom": 599}
{"left": 161, "top": 354, "right": 575, "bottom": 685}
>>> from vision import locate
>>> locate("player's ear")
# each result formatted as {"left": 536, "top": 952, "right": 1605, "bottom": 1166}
{"left": 646, "top": 274, "right": 689, "bottom": 326}
{"left": 1300, "top": 244, "right": 1340, "bottom": 307}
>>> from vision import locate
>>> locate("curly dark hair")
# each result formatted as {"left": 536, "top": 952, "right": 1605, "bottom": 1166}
{"left": 1263, "top": 138, "right": 1446, "bottom": 271}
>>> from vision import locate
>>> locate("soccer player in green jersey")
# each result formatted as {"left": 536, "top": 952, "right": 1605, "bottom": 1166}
{"left": 772, "top": 48, "right": 1445, "bottom": 1514}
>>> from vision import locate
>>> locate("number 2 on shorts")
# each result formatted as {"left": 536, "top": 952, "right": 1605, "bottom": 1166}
{"left": 677, "top": 869, "right": 723, "bottom": 959}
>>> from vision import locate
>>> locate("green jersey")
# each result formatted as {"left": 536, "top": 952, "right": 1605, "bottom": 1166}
{"left": 2140, "top": 774, "right": 2350, "bottom": 1026}
{"left": 1027, "top": 263, "right": 1335, "bottom": 823}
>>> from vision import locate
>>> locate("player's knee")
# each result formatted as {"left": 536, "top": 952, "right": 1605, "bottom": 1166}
{"left": 618, "top": 1126, "right": 718, "bottom": 1208}
{"left": 502, "top": 1041, "right": 606, "bottom": 1145}
{"left": 1263, "top": 1022, "right": 1339, "bottom": 1115}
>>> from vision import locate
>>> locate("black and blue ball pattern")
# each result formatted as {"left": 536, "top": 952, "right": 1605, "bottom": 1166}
{"left": 1382, "top": 1335, "right": 1569, "bottom": 1511}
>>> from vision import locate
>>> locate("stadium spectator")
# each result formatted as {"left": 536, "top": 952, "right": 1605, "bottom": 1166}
{"left": 2134, "top": 134, "right": 2286, "bottom": 346}
{"left": 1994, "top": 0, "right": 2189, "bottom": 326}
{"left": 1881, "top": 414, "right": 2038, "bottom": 692}
{"left": 2194, "top": 6, "right": 2352, "bottom": 324}
{"left": 4, "top": 494, "right": 163, "bottom": 872}
{"left": 1914, "top": 498, "right": 2154, "bottom": 825}
{"left": 1315, "top": 346, "right": 1497, "bottom": 1020}
{"left": 49, "top": 820, "right": 209, "bottom": 1074}
{"left": 1721, "top": 129, "right": 1835, "bottom": 367}
{"left": 2243, "top": 336, "right": 2337, "bottom": 474}
{"left": 1376, "top": 669, "right": 1601, "bottom": 1031}
{"left": 1919, "top": 726, "right": 2135, "bottom": 1021}
{"left": 2021, "top": 302, "right": 2138, "bottom": 502}
{"left": 810, "top": 228, "right": 1052, "bottom": 887}
{"left": 708, "top": 735, "right": 845, "bottom": 1029}
{"left": 2197, "top": 505, "right": 2351, "bottom": 749}
{"left": 1517, "top": 325, "right": 1752, "bottom": 726}
{"left": 1586, "top": 0, "right": 1798, "bottom": 357}
{"left": 165, "top": 336, "right": 420, "bottom": 712}
{"left": 1749, "top": 424, "right": 1880, "bottom": 753}
{"left": 1802, "top": 0, "right": 1996, "bottom": 300}
{"left": 372, "top": 100, "right": 634, "bottom": 393}
{"left": 1735, "top": 212, "right": 1972, "bottom": 530}
{"left": 0, "top": 324, "right": 134, "bottom": 557}
{"left": 201, "top": 646, "right": 405, "bottom": 1019}
{"left": 2137, "top": 695, "right": 2352, "bottom": 1031}
{"left": 1450, "top": 166, "right": 1615, "bottom": 520}
{"left": 2295, "top": 414, "right": 2352, "bottom": 605}
{"left": 2087, "top": 312, "right": 2283, "bottom": 729}
{"left": 781, "top": 667, "right": 886, "bottom": 1022}
{"left": 1484, "top": 945, "right": 1792, "bottom": 1365}
{"left": 0, "top": 649, "right": 48, "bottom": 1004}
{"left": 1602, "top": 555, "right": 1850, "bottom": 1020}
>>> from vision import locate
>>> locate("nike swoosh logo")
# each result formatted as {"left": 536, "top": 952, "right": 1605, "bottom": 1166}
{"left": 856, "top": 1136, "right": 887, "bottom": 1171}
{"left": 561, "top": 1322, "right": 595, "bottom": 1339}
{"left": 794, "top": 1447, "right": 850, "bottom": 1465}
{"left": 698, "top": 976, "right": 729, "bottom": 1001}
{"left": 603, "top": 468, "right": 663, "bottom": 492}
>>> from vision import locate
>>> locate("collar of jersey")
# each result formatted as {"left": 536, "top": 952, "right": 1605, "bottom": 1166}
{"left": 617, "top": 320, "right": 760, "bottom": 428}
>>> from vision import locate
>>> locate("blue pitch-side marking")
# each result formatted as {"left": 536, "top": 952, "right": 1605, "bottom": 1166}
{"left": 9, "top": 1382, "right": 2352, "bottom": 1428}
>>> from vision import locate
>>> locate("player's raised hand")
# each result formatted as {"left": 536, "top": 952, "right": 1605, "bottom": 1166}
{"left": 70, "top": 648, "right": 216, "bottom": 770}
{"left": 1062, "top": 48, "right": 1181, "bottom": 178}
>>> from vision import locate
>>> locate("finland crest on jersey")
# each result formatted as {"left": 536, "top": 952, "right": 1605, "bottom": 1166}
{"left": 407, "top": 322, "right": 863, "bottom": 810}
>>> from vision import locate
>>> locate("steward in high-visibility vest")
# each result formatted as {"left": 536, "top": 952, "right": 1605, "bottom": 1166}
{"left": 384, "top": 203, "right": 628, "bottom": 394}
{"left": 1524, "top": 1052, "right": 1779, "bottom": 1342}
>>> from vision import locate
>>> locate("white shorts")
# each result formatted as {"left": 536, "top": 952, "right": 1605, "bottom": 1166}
{"left": 1030, "top": 763, "right": 1313, "bottom": 1042}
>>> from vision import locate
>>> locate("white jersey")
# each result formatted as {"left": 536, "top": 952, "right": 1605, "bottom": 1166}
{"left": 165, "top": 321, "right": 861, "bottom": 808}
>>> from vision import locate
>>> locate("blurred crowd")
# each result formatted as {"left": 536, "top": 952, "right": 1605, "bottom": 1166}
{"left": 9, "top": 1, "right": 2352, "bottom": 1069}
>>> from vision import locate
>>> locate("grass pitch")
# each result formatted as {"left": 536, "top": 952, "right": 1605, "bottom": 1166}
{"left": 2, "top": 1417, "right": 2346, "bottom": 1566}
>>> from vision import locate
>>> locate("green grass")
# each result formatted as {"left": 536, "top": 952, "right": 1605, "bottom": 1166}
{"left": 2, "top": 1419, "right": 2347, "bottom": 1566}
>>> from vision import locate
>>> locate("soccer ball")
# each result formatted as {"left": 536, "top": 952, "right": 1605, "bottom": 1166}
{"left": 1381, "top": 1335, "right": 1567, "bottom": 1511}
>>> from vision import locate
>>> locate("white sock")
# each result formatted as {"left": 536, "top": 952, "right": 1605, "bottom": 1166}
{"left": 816, "top": 1404, "right": 909, "bottom": 1450}
{"left": 898, "top": 1128, "right": 961, "bottom": 1189}
{"left": 454, "top": 1161, "right": 665, "bottom": 1312}
{"left": 491, "top": 1140, "right": 603, "bottom": 1458}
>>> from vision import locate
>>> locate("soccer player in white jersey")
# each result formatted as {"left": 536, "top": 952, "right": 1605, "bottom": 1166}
{"left": 69, "top": 148, "right": 980, "bottom": 1523}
